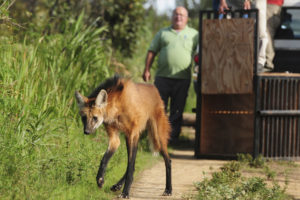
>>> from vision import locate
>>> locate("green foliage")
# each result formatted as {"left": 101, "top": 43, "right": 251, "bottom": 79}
{"left": 0, "top": 1, "right": 201, "bottom": 199}
{"left": 8, "top": 0, "right": 147, "bottom": 57}
{"left": 250, "top": 155, "right": 266, "bottom": 168}
{"left": 194, "top": 154, "right": 298, "bottom": 200}
{"left": 237, "top": 153, "right": 254, "bottom": 164}
{"left": 0, "top": 0, "right": 18, "bottom": 36}
{"left": 237, "top": 153, "right": 266, "bottom": 168}
{"left": 9, "top": 0, "right": 92, "bottom": 34}
{"left": 195, "top": 160, "right": 290, "bottom": 200}
{"left": 100, "top": 0, "right": 146, "bottom": 56}
{"left": 0, "top": 0, "right": 12, "bottom": 23}
{"left": 0, "top": 13, "right": 155, "bottom": 199}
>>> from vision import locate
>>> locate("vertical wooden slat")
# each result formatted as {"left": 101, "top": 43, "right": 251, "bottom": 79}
{"left": 284, "top": 80, "right": 288, "bottom": 157}
{"left": 287, "top": 80, "right": 291, "bottom": 158}
{"left": 291, "top": 80, "right": 296, "bottom": 157}
{"left": 195, "top": 10, "right": 204, "bottom": 158}
{"left": 254, "top": 74, "right": 261, "bottom": 158}
{"left": 267, "top": 79, "right": 272, "bottom": 157}
{"left": 288, "top": 80, "right": 292, "bottom": 158}
{"left": 207, "top": 12, "right": 211, "bottom": 19}
{"left": 271, "top": 79, "right": 276, "bottom": 157}
{"left": 296, "top": 80, "right": 300, "bottom": 157}
{"left": 261, "top": 79, "right": 266, "bottom": 155}
{"left": 275, "top": 79, "right": 280, "bottom": 157}
{"left": 289, "top": 80, "right": 293, "bottom": 157}
{"left": 280, "top": 79, "right": 285, "bottom": 158}
{"left": 239, "top": 11, "right": 243, "bottom": 18}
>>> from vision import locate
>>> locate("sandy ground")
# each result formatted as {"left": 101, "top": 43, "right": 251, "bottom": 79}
{"left": 128, "top": 149, "right": 226, "bottom": 200}
{"left": 114, "top": 127, "right": 300, "bottom": 200}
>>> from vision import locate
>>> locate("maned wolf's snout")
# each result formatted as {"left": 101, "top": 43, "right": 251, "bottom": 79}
{"left": 83, "top": 117, "right": 103, "bottom": 135}
{"left": 83, "top": 125, "right": 96, "bottom": 135}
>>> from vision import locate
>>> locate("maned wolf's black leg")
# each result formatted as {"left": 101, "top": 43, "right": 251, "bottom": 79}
{"left": 96, "top": 149, "right": 115, "bottom": 188}
{"left": 119, "top": 138, "right": 138, "bottom": 199}
{"left": 161, "top": 149, "right": 172, "bottom": 196}
{"left": 111, "top": 172, "right": 126, "bottom": 192}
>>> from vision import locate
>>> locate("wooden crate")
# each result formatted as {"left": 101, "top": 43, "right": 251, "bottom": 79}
{"left": 196, "top": 10, "right": 300, "bottom": 160}
{"left": 195, "top": 10, "right": 258, "bottom": 159}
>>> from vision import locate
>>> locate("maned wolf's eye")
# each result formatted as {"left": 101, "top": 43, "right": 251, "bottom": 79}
{"left": 93, "top": 116, "right": 98, "bottom": 122}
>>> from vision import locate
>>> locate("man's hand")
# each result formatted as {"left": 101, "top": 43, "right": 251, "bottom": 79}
{"left": 143, "top": 69, "right": 151, "bottom": 82}
{"left": 143, "top": 51, "right": 156, "bottom": 82}
{"left": 244, "top": 0, "right": 251, "bottom": 10}
{"left": 219, "top": 0, "right": 229, "bottom": 14}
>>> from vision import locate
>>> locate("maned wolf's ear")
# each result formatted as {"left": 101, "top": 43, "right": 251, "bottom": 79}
{"left": 75, "top": 91, "right": 88, "bottom": 108}
{"left": 95, "top": 89, "right": 107, "bottom": 107}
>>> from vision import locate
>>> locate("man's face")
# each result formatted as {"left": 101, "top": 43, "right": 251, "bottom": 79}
{"left": 172, "top": 7, "right": 188, "bottom": 30}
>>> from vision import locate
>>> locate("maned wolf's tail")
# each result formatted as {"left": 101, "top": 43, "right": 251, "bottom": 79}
{"left": 148, "top": 107, "right": 171, "bottom": 152}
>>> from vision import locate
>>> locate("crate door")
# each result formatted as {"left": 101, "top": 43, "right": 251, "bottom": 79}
{"left": 201, "top": 18, "right": 255, "bottom": 94}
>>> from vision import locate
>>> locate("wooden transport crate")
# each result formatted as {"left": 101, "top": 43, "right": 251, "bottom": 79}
{"left": 196, "top": 10, "right": 300, "bottom": 160}
{"left": 195, "top": 10, "right": 259, "bottom": 159}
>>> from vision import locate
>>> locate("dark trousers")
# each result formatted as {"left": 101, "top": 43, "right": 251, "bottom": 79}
{"left": 154, "top": 77, "right": 190, "bottom": 140}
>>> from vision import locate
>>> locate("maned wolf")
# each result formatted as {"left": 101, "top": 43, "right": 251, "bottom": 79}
{"left": 75, "top": 76, "right": 172, "bottom": 198}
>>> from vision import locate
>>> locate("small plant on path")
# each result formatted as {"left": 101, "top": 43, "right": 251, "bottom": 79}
{"left": 195, "top": 155, "right": 291, "bottom": 200}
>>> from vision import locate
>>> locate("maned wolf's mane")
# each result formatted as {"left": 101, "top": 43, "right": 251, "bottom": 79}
{"left": 88, "top": 75, "right": 124, "bottom": 99}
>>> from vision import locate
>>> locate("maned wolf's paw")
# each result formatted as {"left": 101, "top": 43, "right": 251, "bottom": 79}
{"left": 162, "top": 189, "right": 172, "bottom": 196}
{"left": 97, "top": 177, "right": 104, "bottom": 188}
{"left": 118, "top": 193, "right": 129, "bottom": 199}
{"left": 110, "top": 184, "right": 123, "bottom": 192}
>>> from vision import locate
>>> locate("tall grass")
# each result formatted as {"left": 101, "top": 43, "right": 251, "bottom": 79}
{"left": 0, "top": 12, "right": 155, "bottom": 200}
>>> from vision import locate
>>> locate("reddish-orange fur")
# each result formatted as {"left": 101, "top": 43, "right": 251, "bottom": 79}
{"left": 75, "top": 77, "right": 172, "bottom": 198}
{"left": 103, "top": 79, "right": 170, "bottom": 152}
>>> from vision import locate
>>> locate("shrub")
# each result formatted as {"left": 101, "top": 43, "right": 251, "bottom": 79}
{"left": 195, "top": 160, "right": 290, "bottom": 200}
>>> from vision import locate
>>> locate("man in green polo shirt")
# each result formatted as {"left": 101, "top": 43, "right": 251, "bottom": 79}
{"left": 142, "top": 6, "right": 198, "bottom": 144}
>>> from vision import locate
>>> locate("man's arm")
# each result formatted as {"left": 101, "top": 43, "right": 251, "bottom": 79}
{"left": 143, "top": 51, "right": 156, "bottom": 82}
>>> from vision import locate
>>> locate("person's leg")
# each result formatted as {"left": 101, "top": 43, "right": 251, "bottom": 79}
{"left": 255, "top": 0, "right": 268, "bottom": 71}
{"left": 213, "top": 0, "right": 220, "bottom": 10}
{"left": 266, "top": 4, "right": 282, "bottom": 69}
{"left": 154, "top": 77, "right": 172, "bottom": 112}
{"left": 169, "top": 79, "right": 190, "bottom": 141}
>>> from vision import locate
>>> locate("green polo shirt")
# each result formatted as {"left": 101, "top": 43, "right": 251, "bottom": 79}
{"left": 149, "top": 25, "right": 198, "bottom": 79}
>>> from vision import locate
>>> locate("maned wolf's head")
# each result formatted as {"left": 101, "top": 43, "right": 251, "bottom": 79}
{"left": 75, "top": 90, "right": 107, "bottom": 135}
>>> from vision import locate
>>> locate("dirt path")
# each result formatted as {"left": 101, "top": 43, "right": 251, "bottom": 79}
{"left": 125, "top": 126, "right": 227, "bottom": 200}
{"left": 122, "top": 148, "right": 300, "bottom": 200}
{"left": 129, "top": 149, "right": 226, "bottom": 200}
{"left": 113, "top": 126, "right": 300, "bottom": 200}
